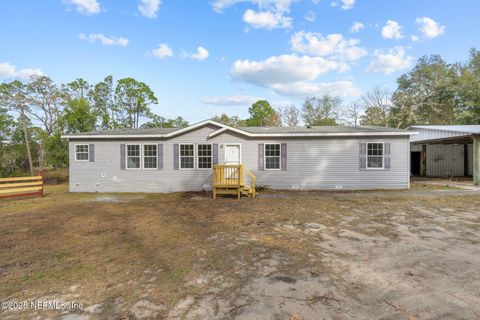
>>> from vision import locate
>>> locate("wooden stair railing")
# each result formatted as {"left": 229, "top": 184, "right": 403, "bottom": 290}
{"left": 243, "top": 167, "right": 256, "bottom": 198}
{"left": 213, "top": 164, "right": 256, "bottom": 199}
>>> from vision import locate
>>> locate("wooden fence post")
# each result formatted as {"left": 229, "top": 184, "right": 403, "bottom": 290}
{"left": 39, "top": 171, "right": 44, "bottom": 197}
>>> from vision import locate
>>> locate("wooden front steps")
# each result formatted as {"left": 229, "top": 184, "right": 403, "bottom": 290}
{"left": 241, "top": 185, "right": 254, "bottom": 196}
{"left": 212, "top": 164, "right": 256, "bottom": 199}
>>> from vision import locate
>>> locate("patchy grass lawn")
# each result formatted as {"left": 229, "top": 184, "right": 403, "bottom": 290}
{"left": 1, "top": 186, "right": 480, "bottom": 319}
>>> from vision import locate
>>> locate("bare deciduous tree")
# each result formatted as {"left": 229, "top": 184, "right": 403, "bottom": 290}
{"left": 342, "top": 101, "right": 363, "bottom": 126}
{"left": 360, "top": 86, "right": 393, "bottom": 127}
{"left": 278, "top": 105, "right": 301, "bottom": 127}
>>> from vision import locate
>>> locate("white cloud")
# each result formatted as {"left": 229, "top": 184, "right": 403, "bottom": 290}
{"left": 212, "top": 0, "right": 293, "bottom": 13}
{"left": 79, "top": 33, "right": 129, "bottom": 46}
{"left": 416, "top": 17, "right": 445, "bottom": 38}
{"left": 350, "top": 21, "right": 364, "bottom": 33}
{"left": 64, "top": 0, "right": 100, "bottom": 15}
{"left": 381, "top": 20, "right": 403, "bottom": 39}
{"left": 212, "top": 0, "right": 294, "bottom": 30}
{"left": 290, "top": 31, "right": 367, "bottom": 61}
{"left": 243, "top": 9, "right": 292, "bottom": 29}
{"left": 230, "top": 51, "right": 361, "bottom": 98}
{"left": 200, "top": 95, "right": 259, "bottom": 106}
{"left": 231, "top": 54, "right": 348, "bottom": 87}
{"left": 366, "top": 47, "right": 414, "bottom": 75}
{"left": 331, "top": 0, "right": 355, "bottom": 9}
{"left": 271, "top": 81, "right": 361, "bottom": 97}
{"left": 340, "top": 0, "right": 355, "bottom": 10}
{"left": 151, "top": 43, "right": 173, "bottom": 59}
{"left": 0, "top": 62, "right": 44, "bottom": 80}
{"left": 411, "top": 35, "right": 419, "bottom": 42}
{"left": 305, "top": 11, "right": 316, "bottom": 22}
{"left": 138, "top": 0, "right": 161, "bottom": 18}
{"left": 187, "top": 46, "right": 209, "bottom": 61}
{"left": 211, "top": 0, "right": 242, "bottom": 13}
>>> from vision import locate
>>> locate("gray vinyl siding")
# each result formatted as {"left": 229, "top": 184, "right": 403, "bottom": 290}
{"left": 69, "top": 124, "right": 410, "bottom": 192}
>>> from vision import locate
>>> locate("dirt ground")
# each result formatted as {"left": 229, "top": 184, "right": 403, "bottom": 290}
{"left": 1, "top": 184, "right": 480, "bottom": 320}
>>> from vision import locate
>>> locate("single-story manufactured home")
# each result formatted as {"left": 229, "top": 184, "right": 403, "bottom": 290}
{"left": 409, "top": 125, "right": 480, "bottom": 185}
{"left": 62, "top": 120, "right": 416, "bottom": 193}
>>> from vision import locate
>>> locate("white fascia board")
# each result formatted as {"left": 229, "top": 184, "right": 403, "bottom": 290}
{"left": 164, "top": 119, "right": 225, "bottom": 137}
{"left": 208, "top": 126, "right": 247, "bottom": 138}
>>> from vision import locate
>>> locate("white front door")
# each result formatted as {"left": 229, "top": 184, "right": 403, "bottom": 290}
{"left": 224, "top": 144, "right": 241, "bottom": 164}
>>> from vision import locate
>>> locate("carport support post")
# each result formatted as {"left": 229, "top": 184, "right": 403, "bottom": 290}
{"left": 474, "top": 134, "right": 480, "bottom": 186}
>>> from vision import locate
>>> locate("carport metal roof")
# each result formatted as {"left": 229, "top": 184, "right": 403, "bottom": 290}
{"left": 410, "top": 125, "right": 480, "bottom": 134}
{"left": 411, "top": 135, "right": 474, "bottom": 145}
{"left": 409, "top": 125, "right": 480, "bottom": 144}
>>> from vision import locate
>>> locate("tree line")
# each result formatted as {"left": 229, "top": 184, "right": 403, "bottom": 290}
{"left": 1, "top": 49, "right": 479, "bottom": 176}
{"left": 0, "top": 75, "right": 188, "bottom": 176}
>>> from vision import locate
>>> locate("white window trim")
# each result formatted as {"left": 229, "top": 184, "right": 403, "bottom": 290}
{"left": 264, "top": 143, "right": 281, "bottom": 171}
{"left": 366, "top": 142, "right": 385, "bottom": 170}
{"left": 223, "top": 143, "right": 242, "bottom": 164}
{"left": 75, "top": 144, "right": 89, "bottom": 162}
{"left": 126, "top": 144, "right": 142, "bottom": 170}
{"left": 197, "top": 143, "right": 213, "bottom": 170}
{"left": 142, "top": 144, "right": 158, "bottom": 170}
{"left": 179, "top": 143, "right": 196, "bottom": 170}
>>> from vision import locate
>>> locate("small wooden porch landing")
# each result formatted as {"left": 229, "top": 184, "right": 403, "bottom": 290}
{"left": 213, "top": 164, "right": 256, "bottom": 199}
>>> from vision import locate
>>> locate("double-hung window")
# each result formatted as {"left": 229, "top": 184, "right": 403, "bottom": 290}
{"left": 75, "top": 144, "right": 89, "bottom": 161}
{"left": 126, "top": 144, "right": 141, "bottom": 169}
{"left": 143, "top": 144, "right": 157, "bottom": 169}
{"left": 367, "top": 142, "right": 384, "bottom": 169}
{"left": 180, "top": 144, "right": 195, "bottom": 169}
{"left": 265, "top": 144, "right": 281, "bottom": 170}
{"left": 197, "top": 144, "right": 212, "bottom": 169}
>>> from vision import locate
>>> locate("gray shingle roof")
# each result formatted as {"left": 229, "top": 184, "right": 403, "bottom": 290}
{"left": 66, "top": 127, "right": 178, "bottom": 136}
{"left": 237, "top": 125, "right": 409, "bottom": 134}
{"left": 62, "top": 120, "right": 413, "bottom": 139}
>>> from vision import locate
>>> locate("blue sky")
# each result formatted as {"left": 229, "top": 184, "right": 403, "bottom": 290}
{"left": 1, "top": 0, "right": 479, "bottom": 123}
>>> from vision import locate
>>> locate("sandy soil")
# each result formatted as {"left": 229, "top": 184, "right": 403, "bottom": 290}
{"left": 0, "top": 185, "right": 479, "bottom": 319}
